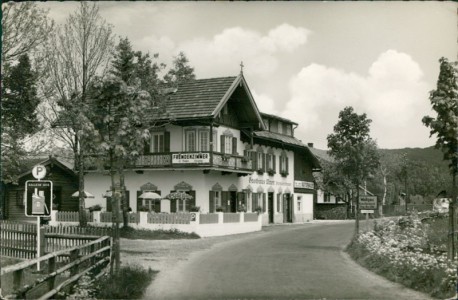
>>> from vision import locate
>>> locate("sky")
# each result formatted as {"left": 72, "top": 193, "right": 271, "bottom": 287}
{"left": 40, "top": 1, "right": 457, "bottom": 150}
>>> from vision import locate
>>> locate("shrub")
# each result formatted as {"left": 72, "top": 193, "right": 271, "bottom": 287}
{"left": 95, "top": 265, "right": 157, "bottom": 299}
{"left": 347, "top": 212, "right": 456, "bottom": 298}
{"left": 120, "top": 226, "right": 200, "bottom": 240}
{"left": 190, "top": 206, "right": 200, "bottom": 212}
{"left": 215, "top": 206, "right": 224, "bottom": 212}
{"left": 88, "top": 205, "right": 102, "bottom": 212}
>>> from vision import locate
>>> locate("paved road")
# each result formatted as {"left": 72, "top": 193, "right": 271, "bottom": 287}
{"left": 144, "top": 222, "right": 432, "bottom": 300}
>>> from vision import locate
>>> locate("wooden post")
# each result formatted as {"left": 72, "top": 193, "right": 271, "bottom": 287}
{"left": 70, "top": 249, "right": 80, "bottom": 276}
{"left": 48, "top": 257, "right": 56, "bottom": 292}
{"left": 13, "top": 269, "right": 23, "bottom": 292}
{"left": 37, "top": 217, "right": 41, "bottom": 271}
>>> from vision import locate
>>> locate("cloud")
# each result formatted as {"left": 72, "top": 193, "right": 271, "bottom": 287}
{"left": 251, "top": 90, "right": 278, "bottom": 115}
{"left": 178, "top": 24, "right": 310, "bottom": 78}
{"left": 283, "top": 50, "right": 432, "bottom": 149}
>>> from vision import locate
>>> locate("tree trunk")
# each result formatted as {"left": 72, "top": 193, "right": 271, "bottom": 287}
{"left": 119, "top": 165, "right": 128, "bottom": 227}
{"left": 355, "top": 181, "right": 360, "bottom": 235}
{"left": 449, "top": 173, "right": 457, "bottom": 260}
{"left": 78, "top": 137, "right": 87, "bottom": 227}
{"left": 109, "top": 150, "right": 120, "bottom": 274}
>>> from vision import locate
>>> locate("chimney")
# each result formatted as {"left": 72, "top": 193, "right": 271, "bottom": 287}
{"left": 307, "top": 143, "right": 314, "bottom": 148}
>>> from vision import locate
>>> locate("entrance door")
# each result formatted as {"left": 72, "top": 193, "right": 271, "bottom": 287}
{"left": 229, "top": 191, "right": 237, "bottom": 212}
{"left": 283, "top": 194, "right": 292, "bottom": 223}
{"left": 268, "top": 192, "right": 274, "bottom": 223}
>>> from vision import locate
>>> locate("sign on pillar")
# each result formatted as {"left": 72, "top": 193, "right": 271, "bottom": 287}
{"left": 25, "top": 180, "right": 53, "bottom": 217}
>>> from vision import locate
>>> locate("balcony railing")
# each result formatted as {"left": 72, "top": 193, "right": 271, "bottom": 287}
{"left": 85, "top": 151, "right": 253, "bottom": 173}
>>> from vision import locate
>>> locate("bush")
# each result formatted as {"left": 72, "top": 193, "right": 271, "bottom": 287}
{"left": 120, "top": 226, "right": 200, "bottom": 240}
{"left": 190, "top": 206, "right": 200, "bottom": 212}
{"left": 95, "top": 265, "right": 157, "bottom": 299}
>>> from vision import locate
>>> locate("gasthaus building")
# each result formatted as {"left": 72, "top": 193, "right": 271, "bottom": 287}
{"left": 83, "top": 73, "right": 321, "bottom": 225}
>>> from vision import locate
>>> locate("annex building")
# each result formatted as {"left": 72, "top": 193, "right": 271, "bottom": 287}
{"left": 83, "top": 73, "right": 321, "bottom": 225}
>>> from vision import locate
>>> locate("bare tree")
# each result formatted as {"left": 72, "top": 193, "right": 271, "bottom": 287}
{"left": 45, "top": 2, "right": 115, "bottom": 226}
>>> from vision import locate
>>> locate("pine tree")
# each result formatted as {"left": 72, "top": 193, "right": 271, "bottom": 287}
{"left": 1, "top": 54, "right": 41, "bottom": 183}
{"left": 164, "top": 51, "right": 196, "bottom": 87}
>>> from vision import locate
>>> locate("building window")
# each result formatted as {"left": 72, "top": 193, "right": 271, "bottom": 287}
{"left": 280, "top": 152, "right": 288, "bottom": 176}
{"left": 199, "top": 130, "right": 209, "bottom": 151}
{"left": 297, "top": 196, "right": 302, "bottom": 212}
{"left": 186, "top": 130, "right": 196, "bottom": 151}
{"left": 151, "top": 132, "right": 165, "bottom": 153}
{"left": 214, "top": 191, "right": 221, "bottom": 208}
{"left": 246, "top": 192, "right": 252, "bottom": 212}
{"left": 257, "top": 152, "right": 264, "bottom": 170}
{"left": 324, "top": 193, "right": 331, "bottom": 203}
{"left": 224, "top": 136, "right": 232, "bottom": 154}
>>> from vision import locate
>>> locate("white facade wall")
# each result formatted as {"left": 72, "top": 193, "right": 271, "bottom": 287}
{"left": 294, "top": 193, "right": 313, "bottom": 222}
{"left": 83, "top": 125, "right": 314, "bottom": 224}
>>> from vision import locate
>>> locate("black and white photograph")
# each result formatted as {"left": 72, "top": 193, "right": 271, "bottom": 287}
{"left": 1, "top": 1, "right": 457, "bottom": 299}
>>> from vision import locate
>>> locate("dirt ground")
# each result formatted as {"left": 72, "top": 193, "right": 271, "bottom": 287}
{"left": 119, "top": 226, "right": 275, "bottom": 272}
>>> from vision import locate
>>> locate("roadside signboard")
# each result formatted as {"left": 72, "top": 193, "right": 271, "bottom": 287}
{"left": 359, "top": 196, "right": 377, "bottom": 210}
{"left": 361, "top": 210, "right": 375, "bottom": 214}
{"left": 25, "top": 180, "right": 53, "bottom": 217}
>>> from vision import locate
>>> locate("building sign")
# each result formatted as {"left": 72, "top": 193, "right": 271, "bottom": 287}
{"left": 172, "top": 153, "right": 210, "bottom": 164}
{"left": 25, "top": 180, "right": 53, "bottom": 217}
{"left": 248, "top": 177, "right": 292, "bottom": 187}
{"left": 294, "top": 180, "right": 314, "bottom": 189}
{"left": 359, "top": 196, "right": 377, "bottom": 210}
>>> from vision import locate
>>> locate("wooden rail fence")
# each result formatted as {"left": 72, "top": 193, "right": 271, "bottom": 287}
{"left": 0, "top": 221, "right": 37, "bottom": 259}
{"left": 1, "top": 236, "right": 112, "bottom": 299}
{"left": 0, "top": 221, "right": 112, "bottom": 259}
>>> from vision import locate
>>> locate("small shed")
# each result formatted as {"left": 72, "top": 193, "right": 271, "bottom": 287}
{"left": 1, "top": 156, "right": 78, "bottom": 222}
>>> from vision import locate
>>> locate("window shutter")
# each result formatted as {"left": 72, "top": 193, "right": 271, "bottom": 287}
{"left": 252, "top": 151, "right": 257, "bottom": 169}
{"left": 262, "top": 194, "right": 266, "bottom": 212}
{"left": 266, "top": 154, "right": 271, "bottom": 171}
{"left": 164, "top": 131, "right": 170, "bottom": 152}
{"left": 189, "top": 191, "right": 196, "bottom": 209}
{"left": 106, "top": 196, "right": 112, "bottom": 212}
{"left": 273, "top": 155, "right": 276, "bottom": 173}
{"left": 209, "top": 191, "right": 215, "bottom": 213}
{"left": 136, "top": 191, "right": 142, "bottom": 212}
{"left": 252, "top": 193, "right": 257, "bottom": 211}
{"left": 286, "top": 156, "right": 289, "bottom": 175}
{"left": 220, "top": 135, "right": 225, "bottom": 153}
{"left": 221, "top": 191, "right": 228, "bottom": 212}
{"left": 232, "top": 137, "right": 237, "bottom": 155}
{"left": 170, "top": 190, "right": 177, "bottom": 212}
{"left": 262, "top": 153, "right": 266, "bottom": 173}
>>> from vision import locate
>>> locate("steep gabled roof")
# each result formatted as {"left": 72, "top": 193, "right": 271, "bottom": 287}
{"left": 260, "top": 112, "right": 298, "bottom": 126}
{"left": 162, "top": 76, "right": 237, "bottom": 120}
{"left": 158, "top": 75, "right": 264, "bottom": 129}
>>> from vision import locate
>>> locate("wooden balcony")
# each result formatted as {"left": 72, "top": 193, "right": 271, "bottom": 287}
{"left": 85, "top": 152, "right": 253, "bottom": 174}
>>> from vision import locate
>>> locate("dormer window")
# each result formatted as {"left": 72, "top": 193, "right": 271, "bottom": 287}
{"left": 220, "top": 130, "right": 237, "bottom": 154}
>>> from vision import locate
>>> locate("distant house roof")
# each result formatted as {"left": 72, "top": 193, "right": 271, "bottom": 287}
{"left": 308, "top": 147, "right": 334, "bottom": 163}
{"left": 260, "top": 112, "right": 298, "bottom": 125}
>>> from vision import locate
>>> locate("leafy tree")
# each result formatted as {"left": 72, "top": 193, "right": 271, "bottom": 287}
{"left": 1, "top": 2, "right": 54, "bottom": 64}
{"left": 327, "top": 107, "right": 380, "bottom": 234}
{"left": 422, "top": 57, "right": 458, "bottom": 259}
{"left": 163, "top": 51, "right": 195, "bottom": 87}
{"left": 87, "top": 75, "right": 151, "bottom": 273}
{"left": 1, "top": 2, "right": 53, "bottom": 184}
{"left": 46, "top": 2, "right": 115, "bottom": 226}
{"left": 1, "top": 54, "right": 41, "bottom": 183}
